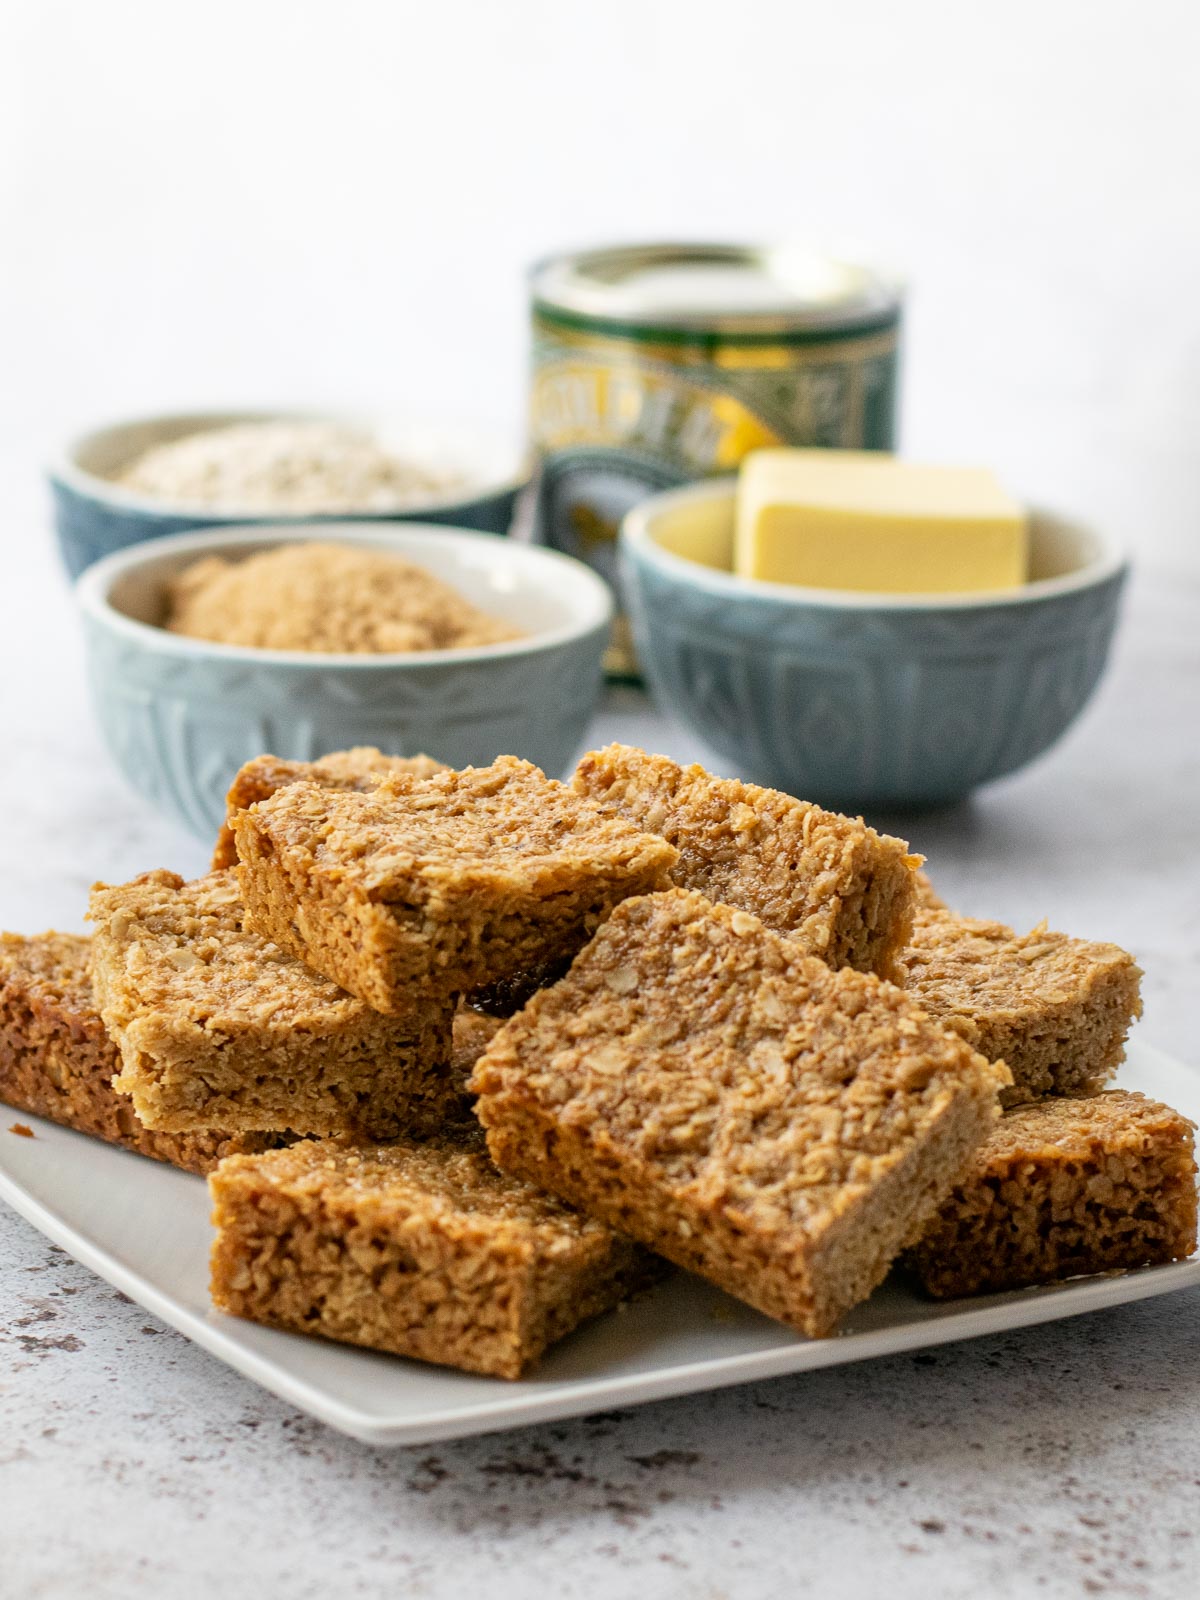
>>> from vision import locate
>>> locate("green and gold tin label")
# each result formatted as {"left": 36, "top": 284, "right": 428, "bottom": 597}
{"left": 528, "top": 310, "right": 900, "bottom": 675}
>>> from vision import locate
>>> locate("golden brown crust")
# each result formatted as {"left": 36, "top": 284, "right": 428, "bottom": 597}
{"left": 212, "top": 748, "right": 447, "bottom": 870}
{"left": 87, "top": 870, "right": 457, "bottom": 1139}
{"left": 234, "top": 757, "right": 680, "bottom": 1011}
{"left": 906, "top": 1091, "right": 1197, "bottom": 1297}
{"left": 471, "top": 888, "right": 1007, "bottom": 1338}
{"left": 571, "top": 744, "right": 919, "bottom": 978}
{"left": 209, "top": 1132, "right": 660, "bottom": 1379}
{"left": 898, "top": 908, "right": 1143, "bottom": 1105}
{"left": 0, "top": 931, "right": 278, "bottom": 1174}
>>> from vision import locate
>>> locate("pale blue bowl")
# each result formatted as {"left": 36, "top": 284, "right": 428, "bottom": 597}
{"left": 50, "top": 411, "right": 528, "bottom": 579}
{"left": 76, "top": 524, "right": 612, "bottom": 839}
{"left": 620, "top": 481, "right": 1127, "bottom": 809}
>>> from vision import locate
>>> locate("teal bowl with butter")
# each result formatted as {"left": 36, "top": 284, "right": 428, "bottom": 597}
{"left": 620, "top": 480, "right": 1128, "bottom": 809}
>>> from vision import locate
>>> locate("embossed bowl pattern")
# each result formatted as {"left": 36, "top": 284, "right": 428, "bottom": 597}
{"left": 77, "top": 524, "right": 612, "bottom": 838}
{"left": 50, "top": 411, "right": 528, "bottom": 579}
{"left": 620, "top": 482, "right": 1128, "bottom": 808}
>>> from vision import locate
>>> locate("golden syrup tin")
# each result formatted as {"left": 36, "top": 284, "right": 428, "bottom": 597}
{"left": 528, "top": 242, "right": 903, "bottom": 675}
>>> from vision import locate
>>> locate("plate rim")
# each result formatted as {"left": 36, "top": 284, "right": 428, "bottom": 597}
{"left": 2, "top": 1035, "right": 1197, "bottom": 1447}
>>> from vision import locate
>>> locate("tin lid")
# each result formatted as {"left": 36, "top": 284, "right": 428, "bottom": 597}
{"left": 531, "top": 242, "right": 901, "bottom": 337}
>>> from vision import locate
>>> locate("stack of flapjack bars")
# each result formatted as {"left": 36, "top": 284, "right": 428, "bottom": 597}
{"left": 1, "top": 744, "right": 1194, "bottom": 1379}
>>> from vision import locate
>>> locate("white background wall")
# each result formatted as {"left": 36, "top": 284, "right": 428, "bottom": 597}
{"left": 2, "top": 0, "right": 1198, "bottom": 573}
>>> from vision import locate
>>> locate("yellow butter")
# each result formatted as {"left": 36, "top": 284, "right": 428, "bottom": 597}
{"left": 734, "top": 449, "right": 1028, "bottom": 594}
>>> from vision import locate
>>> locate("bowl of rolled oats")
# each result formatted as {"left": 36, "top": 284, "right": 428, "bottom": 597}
{"left": 49, "top": 411, "right": 528, "bottom": 578}
{"left": 75, "top": 524, "right": 611, "bottom": 836}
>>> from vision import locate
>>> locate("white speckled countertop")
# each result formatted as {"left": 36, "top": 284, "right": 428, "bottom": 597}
{"left": 2, "top": 522, "right": 1199, "bottom": 1599}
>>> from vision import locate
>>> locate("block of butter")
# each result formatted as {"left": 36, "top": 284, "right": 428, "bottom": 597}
{"left": 734, "top": 449, "right": 1029, "bottom": 594}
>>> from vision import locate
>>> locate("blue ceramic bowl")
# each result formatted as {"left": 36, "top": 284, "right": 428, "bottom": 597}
{"left": 621, "top": 480, "right": 1128, "bottom": 809}
{"left": 76, "top": 523, "right": 612, "bottom": 839}
{"left": 50, "top": 411, "right": 528, "bottom": 579}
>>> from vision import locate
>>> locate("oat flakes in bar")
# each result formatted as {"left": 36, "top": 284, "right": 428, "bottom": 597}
{"left": 209, "top": 1132, "right": 660, "bottom": 1379}
{"left": 211, "top": 747, "right": 447, "bottom": 870}
{"left": 233, "top": 757, "right": 678, "bottom": 1012}
{"left": 898, "top": 907, "right": 1142, "bottom": 1105}
{"left": 472, "top": 888, "right": 1007, "bottom": 1339}
{"left": 906, "top": 1090, "right": 1197, "bottom": 1298}
{"left": 572, "top": 744, "right": 919, "bottom": 977}
{"left": 0, "top": 931, "right": 278, "bottom": 1174}
{"left": 89, "top": 870, "right": 456, "bottom": 1139}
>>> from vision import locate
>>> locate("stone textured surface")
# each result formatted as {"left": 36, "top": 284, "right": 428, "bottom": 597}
{"left": 4, "top": 1223, "right": 1200, "bottom": 1600}
{"left": 2, "top": 522, "right": 1200, "bottom": 1597}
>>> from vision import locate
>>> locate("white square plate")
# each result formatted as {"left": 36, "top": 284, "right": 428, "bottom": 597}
{"left": 1, "top": 1037, "right": 1197, "bottom": 1447}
